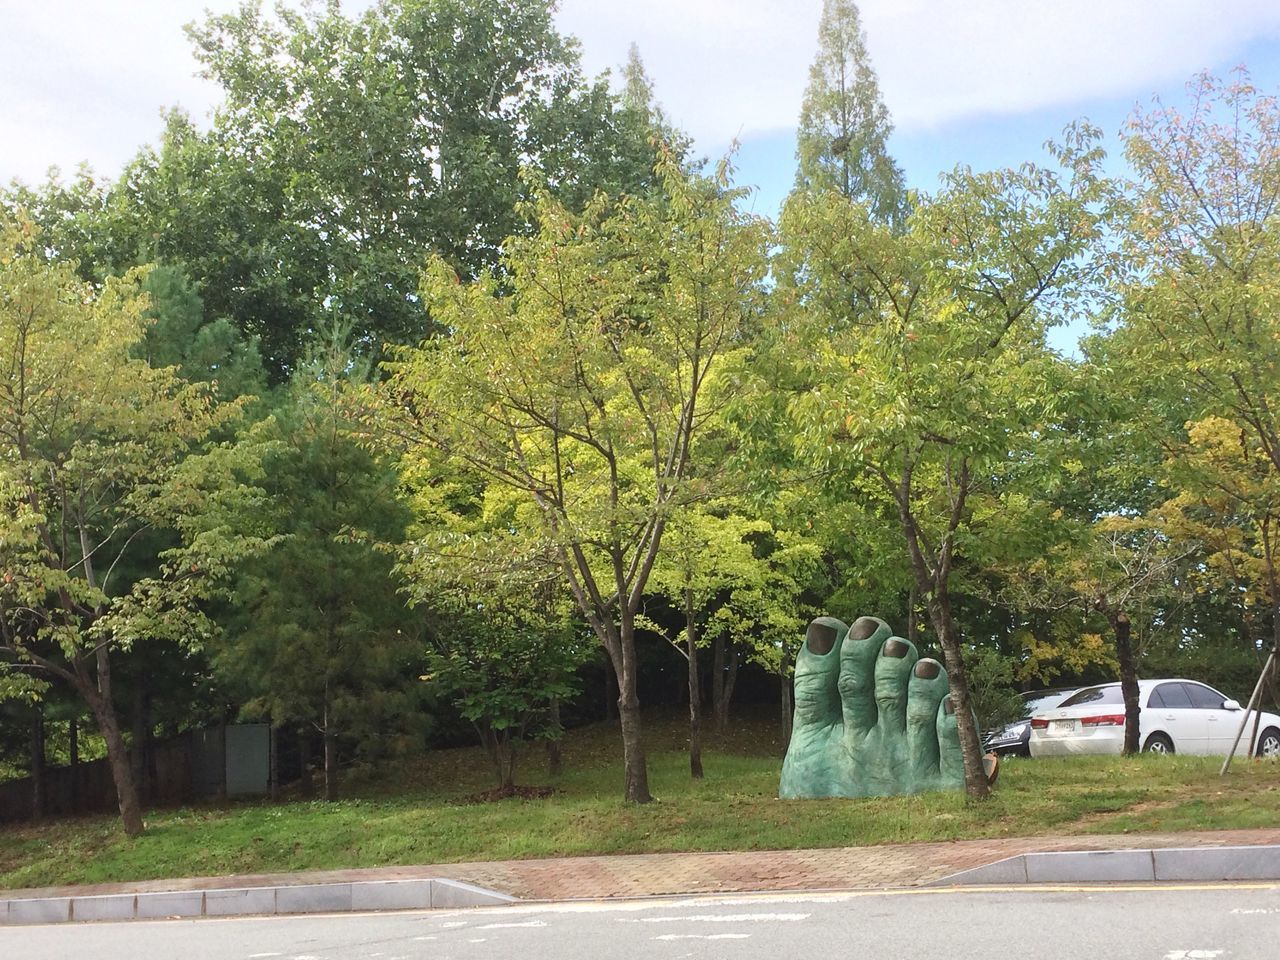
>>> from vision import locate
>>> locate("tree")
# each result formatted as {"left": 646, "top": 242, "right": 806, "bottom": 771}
{"left": 1161, "top": 417, "right": 1280, "bottom": 698}
{"left": 0, "top": 219, "right": 269, "bottom": 835}
{"left": 1118, "top": 71, "right": 1280, "bottom": 663}
{"left": 135, "top": 266, "right": 265, "bottom": 402}
{"left": 68, "top": 0, "right": 652, "bottom": 380}
{"left": 214, "top": 331, "right": 420, "bottom": 801}
{"left": 413, "top": 582, "right": 589, "bottom": 791}
{"left": 648, "top": 508, "right": 774, "bottom": 776}
{"left": 794, "top": 0, "right": 908, "bottom": 225}
{"left": 377, "top": 154, "right": 770, "bottom": 803}
{"left": 1000, "top": 510, "right": 1197, "bottom": 754}
{"left": 779, "top": 126, "right": 1109, "bottom": 797}
{"left": 616, "top": 42, "right": 689, "bottom": 160}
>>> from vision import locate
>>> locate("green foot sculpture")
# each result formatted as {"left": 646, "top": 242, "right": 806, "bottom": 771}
{"left": 780, "top": 615, "right": 993, "bottom": 798}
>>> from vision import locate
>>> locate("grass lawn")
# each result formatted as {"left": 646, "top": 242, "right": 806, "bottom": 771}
{"left": 3, "top": 709, "right": 1279, "bottom": 890}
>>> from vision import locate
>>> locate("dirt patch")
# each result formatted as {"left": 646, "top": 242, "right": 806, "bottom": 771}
{"left": 462, "top": 785, "right": 557, "bottom": 804}
{"left": 1065, "top": 798, "right": 1178, "bottom": 830}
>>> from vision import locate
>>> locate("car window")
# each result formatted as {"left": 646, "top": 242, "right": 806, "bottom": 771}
{"left": 1183, "top": 683, "right": 1226, "bottom": 709}
{"left": 1059, "top": 686, "right": 1122, "bottom": 707}
{"left": 1154, "top": 682, "right": 1193, "bottom": 708}
{"left": 1021, "top": 694, "right": 1064, "bottom": 717}
{"left": 1147, "top": 687, "right": 1165, "bottom": 708}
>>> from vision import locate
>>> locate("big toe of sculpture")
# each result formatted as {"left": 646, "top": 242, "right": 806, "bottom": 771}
{"left": 780, "top": 615, "right": 996, "bottom": 798}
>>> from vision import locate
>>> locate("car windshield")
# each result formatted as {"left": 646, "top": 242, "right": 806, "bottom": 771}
{"left": 1059, "top": 685, "right": 1123, "bottom": 707}
{"left": 1021, "top": 693, "right": 1066, "bottom": 718}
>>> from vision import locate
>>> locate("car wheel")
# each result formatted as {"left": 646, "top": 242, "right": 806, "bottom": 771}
{"left": 1256, "top": 728, "right": 1280, "bottom": 759}
{"left": 1144, "top": 732, "right": 1175, "bottom": 755}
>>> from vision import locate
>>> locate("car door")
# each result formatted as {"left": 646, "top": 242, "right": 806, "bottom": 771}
{"left": 1147, "top": 682, "right": 1206, "bottom": 754}
{"left": 1182, "top": 682, "right": 1241, "bottom": 755}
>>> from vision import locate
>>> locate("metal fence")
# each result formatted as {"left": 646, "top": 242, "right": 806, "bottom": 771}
{"left": 0, "top": 722, "right": 272, "bottom": 823}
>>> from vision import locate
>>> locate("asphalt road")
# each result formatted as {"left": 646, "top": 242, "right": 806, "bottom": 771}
{"left": 3, "top": 884, "right": 1277, "bottom": 960}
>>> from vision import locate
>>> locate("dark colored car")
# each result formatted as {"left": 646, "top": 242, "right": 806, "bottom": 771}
{"left": 983, "top": 688, "right": 1080, "bottom": 757}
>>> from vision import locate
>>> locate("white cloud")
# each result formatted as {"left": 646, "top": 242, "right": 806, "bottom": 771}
{"left": 862, "top": 0, "right": 1280, "bottom": 132}
{"left": 1, "top": 1, "right": 226, "bottom": 185}
{"left": 558, "top": 0, "right": 1280, "bottom": 145}
{"left": 3, "top": 0, "right": 1280, "bottom": 185}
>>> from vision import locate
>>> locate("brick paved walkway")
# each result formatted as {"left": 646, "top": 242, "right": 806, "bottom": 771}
{"left": 6, "top": 827, "right": 1280, "bottom": 903}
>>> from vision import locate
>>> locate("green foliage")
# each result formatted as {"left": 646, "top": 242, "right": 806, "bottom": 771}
{"left": 794, "top": 0, "right": 907, "bottom": 224}
{"left": 0, "top": 218, "right": 271, "bottom": 681}
{"left": 962, "top": 646, "right": 1025, "bottom": 733}
{"left": 215, "top": 330, "right": 424, "bottom": 772}
{"left": 377, "top": 152, "right": 770, "bottom": 801}
{"left": 777, "top": 123, "right": 1110, "bottom": 795}
{"left": 73, "top": 0, "right": 657, "bottom": 378}
{"left": 0, "top": 217, "right": 273, "bottom": 834}
{"left": 419, "top": 603, "right": 589, "bottom": 788}
{"left": 135, "top": 266, "right": 266, "bottom": 401}
{"left": 1114, "top": 72, "right": 1280, "bottom": 654}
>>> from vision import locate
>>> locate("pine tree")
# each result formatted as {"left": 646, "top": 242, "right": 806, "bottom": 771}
{"left": 621, "top": 43, "right": 656, "bottom": 114}
{"left": 795, "top": 0, "right": 907, "bottom": 225}
{"left": 618, "top": 42, "right": 689, "bottom": 158}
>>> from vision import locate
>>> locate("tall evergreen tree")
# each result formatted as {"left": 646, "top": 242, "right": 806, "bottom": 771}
{"left": 794, "top": 0, "right": 907, "bottom": 225}
{"left": 621, "top": 43, "right": 657, "bottom": 114}
{"left": 214, "top": 329, "right": 422, "bottom": 801}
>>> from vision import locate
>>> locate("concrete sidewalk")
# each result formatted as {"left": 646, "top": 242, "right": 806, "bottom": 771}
{"left": 5, "top": 826, "right": 1280, "bottom": 906}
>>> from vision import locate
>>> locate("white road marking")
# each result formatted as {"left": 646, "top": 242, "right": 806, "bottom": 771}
{"left": 628, "top": 913, "right": 810, "bottom": 924}
{"left": 655, "top": 934, "right": 751, "bottom": 941}
{"left": 248, "top": 954, "right": 283, "bottom": 958}
{"left": 1231, "top": 907, "right": 1279, "bottom": 915}
{"left": 477, "top": 920, "right": 549, "bottom": 929}
{"left": 1162, "top": 951, "right": 1224, "bottom": 959}
{"left": 411, "top": 936, "right": 437, "bottom": 941}
{"left": 438, "top": 920, "right": 469, "bottom": 928}
{"left": 466, "top": 938, "right": 487, "bottom": 943}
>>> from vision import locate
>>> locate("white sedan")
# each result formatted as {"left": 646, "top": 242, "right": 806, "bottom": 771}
{"left": 1028, "top": 678, "right": 1280, "bottom": 758}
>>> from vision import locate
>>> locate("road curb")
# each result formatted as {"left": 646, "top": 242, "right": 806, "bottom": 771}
{"left": 931, "top": 844, "right": 1280, "bottom": 886}
{"left": 0, "top": 877, "right": 516, "bottom": 926}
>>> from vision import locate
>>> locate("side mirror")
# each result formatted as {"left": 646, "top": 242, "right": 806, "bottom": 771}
{"left": 1223, "top": 699, "right": 1242, "bottom": 711}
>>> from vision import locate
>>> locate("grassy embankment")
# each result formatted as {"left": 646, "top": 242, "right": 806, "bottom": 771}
{"left": 2, "top": 709, "right": 1278, "bottom": 890}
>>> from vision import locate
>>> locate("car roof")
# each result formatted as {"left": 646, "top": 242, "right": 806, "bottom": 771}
{"left": 1071, "top": 679, "right": 1215, "bottom": 691}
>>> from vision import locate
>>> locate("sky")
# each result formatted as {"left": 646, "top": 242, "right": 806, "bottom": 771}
{"left": 4, "top": 0, "right": 1280, "bottom": 218}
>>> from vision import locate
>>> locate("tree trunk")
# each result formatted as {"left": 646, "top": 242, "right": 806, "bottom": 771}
{"left": 69, "top": 717, "right": 80, "bottom": 813}
{"left": 269, "top": 721, "right": 280, "bottom": 803}
{"left": 685, "top": 587, "right": 704, "bottom": 779}
{"left": 712, "top": 634, "right": 726, "bottom": 731}
{"left": 31, "top": 709, "right": 47, "bottom": 821}
{"left": 927, "top": 589, "right": 991, "bottom": 800}
{"left": 130, "top": 682, "right": 150, "bottom": 805}
{"left": 907, "top": 583, "right": 919, "bottom": 645}
{"left": 615, "top": 615, "right": 652, "bottom": 803}
{"left": 780, "top": 644, "right": 793, "bottom": 748}
{"left": 546, "top": 697, "right": 563, "bottom": 777}
{"left": 322, "top": 696, "right": 337, "bottom": 802}
{"left": 1112, "top": 610, "right": 1142, "bottom": 756}
{"left": 88, "top": 692, "right": 145, "bottom": 837}
{"left": 299, "top": 728, "right": 314, "bottom": 798}
{"left": 604, "top": 656, "right": 618, "bottom": 722}
{"left": 501, "top": 732, "right": 517, "bottom": 790}
{"left": 715, "top": 645, "right": 739, "bottom": 730}
{"left": 78, "top": 642, "right": 146, "bottom": 835}
{"left": 215, "top": 713, "right": 228, "bottom": 802}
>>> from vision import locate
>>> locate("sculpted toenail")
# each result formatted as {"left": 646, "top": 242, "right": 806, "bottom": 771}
{"left": 849, "top": 617, "right": 879, "bottom": 641}
{"left": 806, "top": 621, "right": 838, "bottom": 655}
{"left": 883, "top": 638, "right": 908, "bottom": 658}
{"left": 914, "top": 659, "right": 940, "bottom": 679}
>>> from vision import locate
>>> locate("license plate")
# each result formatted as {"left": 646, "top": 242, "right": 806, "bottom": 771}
{"left": 1051, "top": 719, "right": 1078, "bottom": 734}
